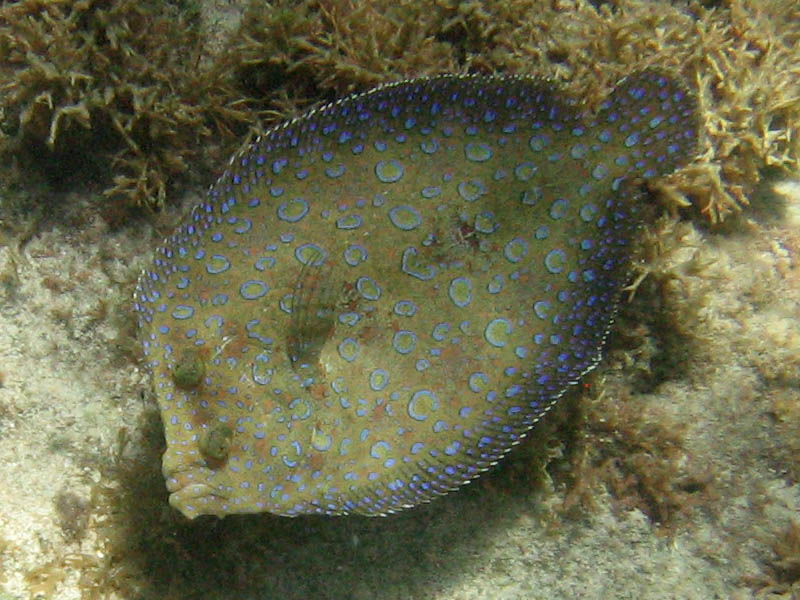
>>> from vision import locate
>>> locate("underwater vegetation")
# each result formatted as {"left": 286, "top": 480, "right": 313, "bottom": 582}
{"left": 0, "top": 0, "right": 251, "bottom": 215}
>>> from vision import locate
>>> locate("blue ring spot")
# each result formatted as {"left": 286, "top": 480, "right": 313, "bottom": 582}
{"left": 356, "top": 276, "right": 381, "bottom": 300}
{"left": 277, "top": 197, "right": 309, "bottom": 222}
{"left": 468, "top": 372, "right": 488, "bottom": 393}
{"left": 529, "top": 134, "right": 549, "bottom": 151}
{"left": 504, "top": 238, "right": 528, "bottom": 263}
{"left": 549, "top": 198, "right": 568, "bottom": 220}
{"left": 234, "top": 219, "right": 252, "bottom": 234}
{"left": 370, "top": 441, "right": 391, "bottom": 459}
{"left": 464, "top": 142, "right": 493, "bottom": 162}
{"left": 337, "top": 338, "right": 359, "bottom": 362}
{"left": 432, "top": 322, "right": 450, "bottom": 341}
{"left": 325, "top": 164, "right": 346, "bottom": 178}
{"left": 474, "top": 212, "right": 497, "bottom": 234}
{"left": 420, "top": 139, "right": 439, "bottom": 154}
{"left": 171, "top": 305, "right": 194, "bottom": 320}
{"left": 570, "top": 143, "right": 588, "bottom": 159}
{"left": 580, "top": 203, "right": 598, "bottom": 222}
{"left": 389, "top": 205, "right": 422, "bottom": 230}
{"left": 205, "top": 254, "right": 231, "bottom": 274}
{"left": 289, "top": 397, "right": 312, "bottom": 420}
{"left": 448, "top": 277, "right": 473, "bottom": 308}
{"left": 336, "top": 214, "right": 363, "bottom": 230}
{"left": 484, "top": 318, "right": 511, "bottom": 347}
{"left": 255, "top": 256, "right": 276, "bottom": 271}
{"left": 544, "top": 248, "right": 567, "bottom": 274}
{"left": 534, "top": 300, "right": 550, "bottom": 320}
{"left": 393, "top": 300, "right": 418, "bottom": 317}
{"left": 592, "top": 163, "right": 609, "bottom": 180}
{"left": 407, "top": 390, "right": 439, "bottom": 422}
{"left": 240, "top": 280, "right": 269, "bottom": 300}
{"left": 338, "top": 312, "right": 361, "bottom": 326}
{"left": 344, "top": 244, "right": 368, "bottom": 266}
{"left": 295, "top": 243, "right": 326, "bottom": 266}
{"left": 392, "top": 330, "right": 417, "bottom": 355}
{"left": 375, "top": 159, "right": 404, "bottom": 183}
{"left": 514, "top": 162, "right": 537, "bottom": 181}
{"left": 456, "top": 180, "right": 486, "bottom": 202}
{"left": 369, "top": 369, "right": 389, "bottom": 391}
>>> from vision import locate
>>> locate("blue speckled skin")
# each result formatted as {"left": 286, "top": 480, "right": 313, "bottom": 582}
{"left": 134, "top": 71, "right": 697, "bottom": 519}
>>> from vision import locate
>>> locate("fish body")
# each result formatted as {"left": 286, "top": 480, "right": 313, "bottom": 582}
{"left": 134, "top": 71, "right": 697, "bottom": 518}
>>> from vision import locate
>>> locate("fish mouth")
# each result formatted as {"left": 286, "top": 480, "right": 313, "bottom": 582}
{"left": 162, "top": 455, "right": 230, "bottom": 519}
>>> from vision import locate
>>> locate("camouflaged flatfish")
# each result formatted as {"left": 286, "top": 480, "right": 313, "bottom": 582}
{"left": 134, "top": 70, "right": 698, "bottom": 518}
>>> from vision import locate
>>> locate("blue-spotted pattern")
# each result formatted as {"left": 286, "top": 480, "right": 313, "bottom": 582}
{"left": 134, "top": 71, "right": 697, "bottom": 519}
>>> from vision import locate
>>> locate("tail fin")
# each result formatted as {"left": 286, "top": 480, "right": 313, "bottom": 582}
{"left": 597, "top": 69, "right": 699, "bottom": 181}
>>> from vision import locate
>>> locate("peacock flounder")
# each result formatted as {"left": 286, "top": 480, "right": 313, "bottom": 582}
{"left": 134, "top": 70, "right": 697, "bottom": 519}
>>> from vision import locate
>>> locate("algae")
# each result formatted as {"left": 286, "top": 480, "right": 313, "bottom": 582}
{"left": 0, "top": 0, "right": 250, "bottom": 210}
